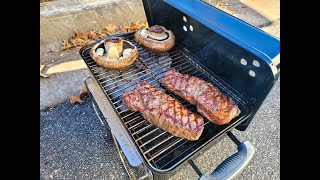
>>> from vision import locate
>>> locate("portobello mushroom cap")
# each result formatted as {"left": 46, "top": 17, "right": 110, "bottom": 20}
{"left": 134, "top": 25, "right": 175, "bottom": 53}
{"left": 90, "top": 37, "right": 139, "bottom": 70}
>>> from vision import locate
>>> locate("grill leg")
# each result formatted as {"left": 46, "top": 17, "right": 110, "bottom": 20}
{"left": 111, "top": 132, "right": 153, "bottom": 180}
{"left": 84, "top": 77, "right": 153, "bottom": 180}
{"left": 85, "top": 76, "right": 153, "bottom": 180}
{"left": 111, "top": 133, "right": 135, "bottom": 180}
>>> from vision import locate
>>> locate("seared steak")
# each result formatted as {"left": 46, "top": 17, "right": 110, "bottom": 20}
{"left": 122, "top": 81, "right": 204, "bottom": 141}
{"left": 161, "top": 70, "right": 241, "bottom": 125}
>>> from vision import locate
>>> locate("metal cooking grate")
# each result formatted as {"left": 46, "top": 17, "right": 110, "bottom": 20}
{"left": 81, "top": 33, "right": 249, "bottom": 171}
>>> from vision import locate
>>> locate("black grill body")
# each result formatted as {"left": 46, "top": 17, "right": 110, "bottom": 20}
{"left": 142, "top": 0, "right": 280, "bottom": 131}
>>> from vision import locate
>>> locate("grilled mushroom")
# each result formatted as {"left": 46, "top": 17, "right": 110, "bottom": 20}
{"left": 134, "top": 25, "right": 175, "bottom": 53}
{"left": 90, "top": 37, "right": 139, "bottom": 70}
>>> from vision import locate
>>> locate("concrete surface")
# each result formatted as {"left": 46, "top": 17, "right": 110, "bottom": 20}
{"left": 40, "top": 0, "right": 146, "bottom": 53}
{"left": 40, "top": 47, "right": 89, "bottom": 110}
{"left": 203, "top": 0, "right": 271, "bottom": 28}
{"left": 241, "top": 0, "right": 280, "bottom": 22}
{"left": 40, "top": 67, "right": 90, "bottom": 110}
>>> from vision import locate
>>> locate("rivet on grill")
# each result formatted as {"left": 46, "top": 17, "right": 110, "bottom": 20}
{"left": 189, "top": 25, "right": 194, "bottom": 31}
{"left": 183, "top": 26, "right": 187, "bottom": 31}
{"left": 240, "top": 58, "right": 247, "bottom": 65}
{"left": 183, "top": 16, "right": 187, "bottom": 22}
{"left": 252, "top": 60, "right": 260, "bottom": 67}
{"left": 248, "top": 70, "right": 256, "bottom": 77}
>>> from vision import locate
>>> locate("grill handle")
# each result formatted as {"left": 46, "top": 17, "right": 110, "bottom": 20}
{"left": 189, "top": 131, "right": 255, "bottom": 180}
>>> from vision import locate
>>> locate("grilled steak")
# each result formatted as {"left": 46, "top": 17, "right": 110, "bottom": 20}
{"left": 161, "top": 70, "right": 241, "bottom": 125}
{"left": 122, "top": 81, "right": 204, "bottom": 141}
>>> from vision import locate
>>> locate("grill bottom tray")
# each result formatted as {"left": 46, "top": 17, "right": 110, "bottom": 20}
{"left": 81, "top": 33, "right": 250, "bottom": 173}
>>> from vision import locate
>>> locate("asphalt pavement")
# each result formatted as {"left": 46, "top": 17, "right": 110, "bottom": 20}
{"left": 40, "top": 95, "right": 129, "bottom": 179}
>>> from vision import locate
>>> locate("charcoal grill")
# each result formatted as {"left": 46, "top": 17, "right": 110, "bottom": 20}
{"left": 80, "top": 0, "right": 280, "bottom": 179}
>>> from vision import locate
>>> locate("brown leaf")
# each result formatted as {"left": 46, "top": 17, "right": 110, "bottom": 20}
{"left": 68, "top": 95, "right": 84, "bottom": 104}
{"left": 81, "top": 39, "right": 91, "bottom": 46}
{"left": 124, "top": 21, "right": 147, "bottom": 32}
{"left": 68, "top": 86, "right": 88, "bottom": 104}
{"left": 62, "top": 21, "right": 148, "bottom": 51}
{"left": 60, "top": 39, "right": 74, "bottom": 50}
{"left": 70, "top": 38, "right": 85, "bottom": 47}
{"left": 136, "top": 21, "right": 147, "bottom": 26}
{"left": 87, "top": 30, "right": 100, "bottom": 40}
{"left": 79, "top": 86, "right": 88, "bottom": 97}
{"left": 105, "top": 23, "right": 117, "bottom": 32}
{"left": 96, "top": 31, "right": 110, "bottom": 38}
{"left": 73, "top": 31, "right": 89, "bottom": 40}
{"left": 124, "top": 21, "right": 146, "bottom": 32}
{"left": 116, "top": 28, "right": 128, "bottom": 34}
{"left": 40, "top": 64, "right": 49, "bottom": 78}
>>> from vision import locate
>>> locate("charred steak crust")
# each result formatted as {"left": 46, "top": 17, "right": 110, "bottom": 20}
{"left": 161, "top": 70, "right": 241, "bottom": 125}
{"left": 122, "top": 81, "right": 204, "bottom": 141}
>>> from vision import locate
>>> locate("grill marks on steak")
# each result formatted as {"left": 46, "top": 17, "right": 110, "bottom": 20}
{"left": 122, "top": 81, "right": 204, "bottom": 141}
{"left": 162, "top": 70, "right": 241, "bottom": 125}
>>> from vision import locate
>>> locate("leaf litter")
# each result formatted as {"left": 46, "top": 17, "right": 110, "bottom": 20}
{"left": 68, "top": 86, "right": 88, "bottom": 104}
{"left": 61, "top": 21, "right": 147, "bottom": 51}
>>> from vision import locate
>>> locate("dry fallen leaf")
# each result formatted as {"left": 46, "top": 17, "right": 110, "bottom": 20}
{"left": 60, "top": 39, "right": 74, "bottom": 50}
{"left": 68, "top": 86, "right": 88, "bottom": 104}
{"left": 124, "top": 21, "right": 147, "bottom": 31}
{"left": 40, "top": 64, "right": 49, "bottom": 78}
{"left": 105, "top": 23, "right": 117, "bottom": 32}
{"left": 73, "top": 31, "right": 89, "bottom": 40}
{"left": 68, "top": 95, "right": 84, "bottom": 104}
{"left": 86, "top": 30, "right": 95, "bottom": 40}
{"left": 82, "top": 39, "right": 91, "bottom": 46}
{"left": 61, "top": 21, "right": 148, "bottom": 51}
{"left": 116, "top": 28, "right": 128, "bottom": 34}
{"left": 96, "top": 30, "right": 110, "bottom": 38}
{"left": 136, "top": 21, "right": 147, "bottom": 27}
{"left": 71, "top": 38, "right": 91, "bottom": 47}
{"left": 79, "top": 86, "right": 88, "bottom": 97}
{"left": 70, "top": 38, "right": 84, "bottom": 47}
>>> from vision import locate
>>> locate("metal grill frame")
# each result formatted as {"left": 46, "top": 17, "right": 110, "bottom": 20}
{"left": 80, "top": 32, "right": 253, "bottom": 174}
